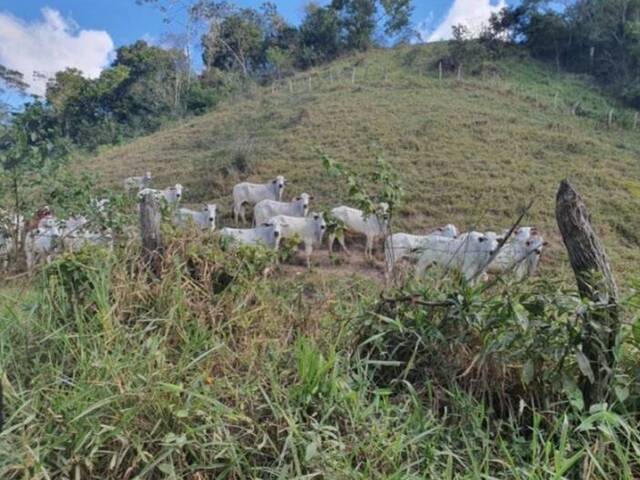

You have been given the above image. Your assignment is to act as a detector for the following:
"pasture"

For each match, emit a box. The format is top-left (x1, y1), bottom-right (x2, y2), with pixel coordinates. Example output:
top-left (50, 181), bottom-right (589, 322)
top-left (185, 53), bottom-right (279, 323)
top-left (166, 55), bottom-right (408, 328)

top-left (84, 45), bottom-right (640, 282)
top-left (2, 44), bottom-right (640, 479)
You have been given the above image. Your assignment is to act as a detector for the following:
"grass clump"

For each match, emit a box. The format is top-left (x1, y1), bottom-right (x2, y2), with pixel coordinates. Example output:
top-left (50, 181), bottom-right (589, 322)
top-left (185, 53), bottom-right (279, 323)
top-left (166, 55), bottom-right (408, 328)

top-left (2, 231), bottom-right (640, 478)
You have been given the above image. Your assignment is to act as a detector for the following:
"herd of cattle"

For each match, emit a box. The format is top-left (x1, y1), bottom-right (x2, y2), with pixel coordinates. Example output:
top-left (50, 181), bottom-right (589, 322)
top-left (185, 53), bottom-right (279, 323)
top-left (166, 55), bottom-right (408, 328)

top-left (0, 170), bottom-right (548, 282)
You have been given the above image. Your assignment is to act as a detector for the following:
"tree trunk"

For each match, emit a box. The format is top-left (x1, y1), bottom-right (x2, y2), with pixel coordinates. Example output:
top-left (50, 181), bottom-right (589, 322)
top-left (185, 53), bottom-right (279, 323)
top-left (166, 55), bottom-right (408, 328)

top-left (555, 179), bottom-right (619, 406)
top-left (139, 193), bottom-right (163, 278)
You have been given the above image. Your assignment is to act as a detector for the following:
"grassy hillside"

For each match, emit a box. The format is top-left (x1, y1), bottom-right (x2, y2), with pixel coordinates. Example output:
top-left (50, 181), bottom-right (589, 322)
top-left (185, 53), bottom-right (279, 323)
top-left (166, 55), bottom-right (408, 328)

top-left (85, 45), bottom-right (640, 281)
top-left (5, 45), bottom-right (640, 478)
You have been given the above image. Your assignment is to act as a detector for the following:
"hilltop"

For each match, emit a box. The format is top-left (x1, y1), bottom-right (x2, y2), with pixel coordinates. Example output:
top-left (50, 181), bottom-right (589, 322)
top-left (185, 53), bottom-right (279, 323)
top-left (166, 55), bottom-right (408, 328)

top-left (84, 44), bottom-right (640, 281)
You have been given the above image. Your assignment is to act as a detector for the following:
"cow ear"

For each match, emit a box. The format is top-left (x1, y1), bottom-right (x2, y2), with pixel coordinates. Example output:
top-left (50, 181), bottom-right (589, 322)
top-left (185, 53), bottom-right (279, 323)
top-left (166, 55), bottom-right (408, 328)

top-left (309, 195), bottom-right (314, 200)
top-left (261, 222), bottom-right (272, 227)
top-left (478, 237), bottom-right (486, 242)
top-left (272, 180), bottom-right (277, 184)
top-left (295, 197), bottom-right (301, 201)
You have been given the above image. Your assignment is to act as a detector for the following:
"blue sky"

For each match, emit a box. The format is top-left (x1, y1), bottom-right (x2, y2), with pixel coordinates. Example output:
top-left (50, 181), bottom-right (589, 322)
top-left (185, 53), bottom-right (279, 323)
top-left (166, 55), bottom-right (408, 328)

top-left (0, 0), bottom-right (514, 99)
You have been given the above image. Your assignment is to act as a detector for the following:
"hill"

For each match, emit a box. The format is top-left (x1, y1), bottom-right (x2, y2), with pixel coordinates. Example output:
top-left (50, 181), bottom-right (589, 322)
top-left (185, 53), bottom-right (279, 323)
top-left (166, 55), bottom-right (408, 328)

top-left (84, 45), bottom-right (640, 282)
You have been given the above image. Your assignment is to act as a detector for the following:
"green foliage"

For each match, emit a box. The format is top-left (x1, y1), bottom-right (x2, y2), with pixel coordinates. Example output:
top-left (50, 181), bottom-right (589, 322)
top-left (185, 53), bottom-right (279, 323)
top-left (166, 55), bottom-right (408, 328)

top-left (498, 0), bottom-right (640, 107)
top-left (2, 231), bottom-right (640, 477)
top-left (321, 151), bottom-right (402, 218)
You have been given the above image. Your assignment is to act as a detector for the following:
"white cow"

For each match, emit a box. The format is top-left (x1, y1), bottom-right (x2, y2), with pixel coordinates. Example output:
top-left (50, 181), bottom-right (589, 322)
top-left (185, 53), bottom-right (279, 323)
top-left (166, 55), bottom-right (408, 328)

top-left (488, 231), bottom-right (546, 279)
top-left (385, 224), bottom-right (459, 273)
top-left (63, 229), bottom-right (114, 253)
top-left (220, 221), bottom-right (284, 250)
top-left (253, 193), bottom-right (312, 226)
top-left (269, 212), bottom-right (327, 267)
top-left (138, 184), bottom-right (183, 205)
top-left (232, 175), bottom-right (287, 224)
top-left (124, 171), bottom-right (152, 192)
top-left (329, 203), bottom-right (389, 259)
top-left (25, 217), bottom-right (62, 271)
top-left (414, 232), bottom-right (498, 283)
top-left (174, 204), bottom-right (217, 231)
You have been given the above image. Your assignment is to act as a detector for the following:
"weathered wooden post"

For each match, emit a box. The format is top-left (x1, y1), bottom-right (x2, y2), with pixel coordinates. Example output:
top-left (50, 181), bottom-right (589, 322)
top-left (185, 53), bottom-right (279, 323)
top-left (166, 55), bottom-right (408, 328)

top-left (288, 79), bottom-right (293, 94)
top-left (308, 76), bottom-right (312, 92)
top-left (556, 179), bottom-right (620, 406)
top-left (634, 112), bottom-right (639, 130)
top-left (351, 67), bottom-right (356, 85)
top-left (553, 92), bottom-right (559, 111)
top-left (438, 61), bottom-right (443, 81)
top-left (140, 193), bottom-right (163, 277)
top-left (457, 64), bottom-right (463, 81)
top-left (607, 109), bottom-right (615, 128)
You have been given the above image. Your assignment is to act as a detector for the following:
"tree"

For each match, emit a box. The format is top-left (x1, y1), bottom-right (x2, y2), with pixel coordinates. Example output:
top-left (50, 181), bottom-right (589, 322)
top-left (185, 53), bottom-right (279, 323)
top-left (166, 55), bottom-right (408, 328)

top-left (0, 65), bottom-right (29, 124)
top-left (200, 7), bottom-right (264, 76)
top-left (298, 3), bottom-right (341, 67)
top-left (331, 0), bottom-right (413, 50)
top-left (0, 101), bottom-right (70, 259)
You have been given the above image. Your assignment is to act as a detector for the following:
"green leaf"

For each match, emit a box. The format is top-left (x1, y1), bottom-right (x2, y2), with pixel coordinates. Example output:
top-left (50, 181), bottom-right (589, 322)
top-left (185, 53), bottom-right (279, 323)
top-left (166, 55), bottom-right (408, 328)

top-left (562, 375), bottom-right (584, 412)
top-left (522, 359), bottom-right (535, 385)
top-left (615, 385), bottom-right (630, 403)
top-left (513, 303), bottom-right (529, 330)
top-left (633, 317), bottom-right (640, 344)
top-left (305, 441), bottom-right (318, 461)
top-left (158, 463), bottom-right (174, 475)
top-left (575, 350), bottom-right (595, 384)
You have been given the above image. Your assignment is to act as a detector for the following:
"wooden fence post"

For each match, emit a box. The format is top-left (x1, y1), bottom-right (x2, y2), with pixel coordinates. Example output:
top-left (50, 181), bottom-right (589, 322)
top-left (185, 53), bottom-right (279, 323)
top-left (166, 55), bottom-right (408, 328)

top-left (634, 112), bottom-right (639, 130)
top-left (288, 79), bottom-right (293, 94)
top-left (608, 109), bottom-right (615, 128)
top-left (438, 61), bottom-right (443, 81)
top-left (457, 64), bottom-right (463, 81)
top-left (308, 76), bottom-right (312, 92)
top-left (555, 179), bottom-right (620, 407)
top-left (351, 67), bottom-right (356, 85)
top-left (140, 193), bottom-right (163, 277)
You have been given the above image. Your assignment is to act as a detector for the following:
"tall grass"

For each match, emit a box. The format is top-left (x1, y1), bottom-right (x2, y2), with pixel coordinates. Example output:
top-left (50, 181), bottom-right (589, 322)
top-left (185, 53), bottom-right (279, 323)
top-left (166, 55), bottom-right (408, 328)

top-left (1, 234), bottom-right (639, 478)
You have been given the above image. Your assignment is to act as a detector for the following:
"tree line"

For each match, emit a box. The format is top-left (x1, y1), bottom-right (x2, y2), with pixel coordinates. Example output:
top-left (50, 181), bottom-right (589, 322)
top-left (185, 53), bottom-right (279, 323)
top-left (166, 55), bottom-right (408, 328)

top-left (486, 0), bottom-right (640, 108)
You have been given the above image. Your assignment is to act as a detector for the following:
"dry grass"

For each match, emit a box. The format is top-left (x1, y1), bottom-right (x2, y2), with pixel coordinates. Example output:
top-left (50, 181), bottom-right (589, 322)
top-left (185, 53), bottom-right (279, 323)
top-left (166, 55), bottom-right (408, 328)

top-left (82, 45), bottom-right (640, 283)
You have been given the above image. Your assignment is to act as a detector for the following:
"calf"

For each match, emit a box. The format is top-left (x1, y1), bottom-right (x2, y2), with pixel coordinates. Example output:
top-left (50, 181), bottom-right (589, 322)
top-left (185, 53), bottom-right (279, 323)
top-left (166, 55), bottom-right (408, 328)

top-left (414, 232), bottom-right (498, 283)
top-left (25, 217), bottom-right (62, 271)
top-left (174, 204), bottom-right (217, 231)
top-left (485, 227), bottom-right (546, 281)
top-left (269, 213), bottom-right (326, 267)
top-left (220, 221), bottom-right (284, 249)
top-left (138, 184), bottom-right (183, 205)
top-left (329, 203), bottom-right (389, 259)
top-left (253, 193), bottom-right (312, 226)
top-left (64, 229), bottom-right (114, 253)
top-left (232, 175), bottom-right (287, 224)
top-left (124, 171), bottom-right (152, 192)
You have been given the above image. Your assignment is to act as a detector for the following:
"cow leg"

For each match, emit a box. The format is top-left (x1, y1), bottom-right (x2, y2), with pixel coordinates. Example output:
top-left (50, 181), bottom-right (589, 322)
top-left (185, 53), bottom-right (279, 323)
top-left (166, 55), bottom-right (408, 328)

top-left (305, 242), bottom-right (313, 269)
top-left (337, 232), bottom-right (350, 255)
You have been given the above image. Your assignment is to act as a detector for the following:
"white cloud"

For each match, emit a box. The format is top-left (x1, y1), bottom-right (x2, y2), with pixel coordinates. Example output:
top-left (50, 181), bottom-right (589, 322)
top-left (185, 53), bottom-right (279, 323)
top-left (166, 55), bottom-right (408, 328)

top-left (425, 0), bottom-right (507, 42)
top-left (0, 8), bottom-right (114, 96)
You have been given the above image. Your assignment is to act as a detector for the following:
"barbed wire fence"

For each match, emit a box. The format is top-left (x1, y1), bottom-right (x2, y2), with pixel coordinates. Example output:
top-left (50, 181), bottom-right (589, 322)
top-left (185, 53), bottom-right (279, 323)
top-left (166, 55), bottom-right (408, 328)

top-left (224, 59), bottom-right (640, 133)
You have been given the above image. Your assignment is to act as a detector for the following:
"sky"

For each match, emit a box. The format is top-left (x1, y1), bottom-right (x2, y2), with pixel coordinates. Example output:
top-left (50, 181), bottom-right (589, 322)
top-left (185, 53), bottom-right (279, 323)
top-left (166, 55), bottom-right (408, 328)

top-left (0, 0), bottom-right (514, 98)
